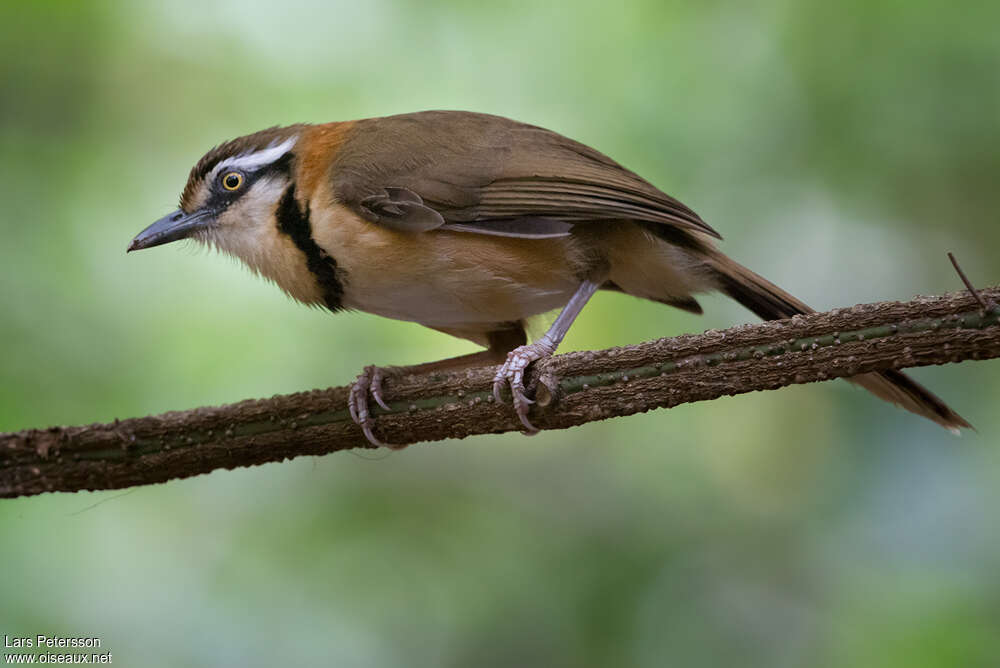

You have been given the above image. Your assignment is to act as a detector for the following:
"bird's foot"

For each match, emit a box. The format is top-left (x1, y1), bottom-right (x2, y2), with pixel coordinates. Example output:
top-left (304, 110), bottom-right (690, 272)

top-left (348, 365), bottom-right (397, 448)
top-left (492, 341), bottom-right (555, 433)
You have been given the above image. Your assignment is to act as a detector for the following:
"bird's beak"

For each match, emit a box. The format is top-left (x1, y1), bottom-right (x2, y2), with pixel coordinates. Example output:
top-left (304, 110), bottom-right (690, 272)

top-left (127, 209), bottom-right (214, 252)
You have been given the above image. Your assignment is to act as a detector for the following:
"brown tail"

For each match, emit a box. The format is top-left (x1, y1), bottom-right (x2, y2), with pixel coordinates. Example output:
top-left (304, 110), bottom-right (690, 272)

top-left (706, 254), bottom-right (971, 432)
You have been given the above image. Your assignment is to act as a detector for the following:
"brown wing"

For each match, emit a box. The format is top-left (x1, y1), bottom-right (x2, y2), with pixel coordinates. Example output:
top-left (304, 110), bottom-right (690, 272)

top-left (329, 110), bottom-right (721, 240)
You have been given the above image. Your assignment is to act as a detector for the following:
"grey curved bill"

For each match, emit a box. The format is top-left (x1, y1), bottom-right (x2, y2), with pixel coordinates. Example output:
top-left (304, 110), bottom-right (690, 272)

top-left (128, 209), bottom-right (212, 252)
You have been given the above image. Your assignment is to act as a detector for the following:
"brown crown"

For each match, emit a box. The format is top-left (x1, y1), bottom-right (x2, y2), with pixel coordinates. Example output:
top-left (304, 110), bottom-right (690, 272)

top-left (179, 124), bottom-right (307, 211)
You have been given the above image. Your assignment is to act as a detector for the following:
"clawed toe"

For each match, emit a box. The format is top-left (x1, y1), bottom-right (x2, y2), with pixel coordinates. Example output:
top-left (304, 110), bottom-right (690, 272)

top-left (369, 367), bottom-right (391, 411)
top-left (348, 365), bottom-right (393, 447)
top-left (492, 343), bottom-right (554, 433)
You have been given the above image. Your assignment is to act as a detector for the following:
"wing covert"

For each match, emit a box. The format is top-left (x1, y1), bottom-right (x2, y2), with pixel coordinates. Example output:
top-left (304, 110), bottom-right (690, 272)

top-left (329, 111), bottom-right (720, 240)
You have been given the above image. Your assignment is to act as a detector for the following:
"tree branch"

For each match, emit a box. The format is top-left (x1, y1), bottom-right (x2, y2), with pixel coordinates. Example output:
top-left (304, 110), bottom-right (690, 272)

top-left (2, 287), bottom-right (998, 499)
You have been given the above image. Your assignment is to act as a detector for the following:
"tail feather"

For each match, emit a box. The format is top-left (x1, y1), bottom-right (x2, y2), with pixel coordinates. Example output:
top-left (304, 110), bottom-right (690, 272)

top-left (706, 254), bottom-right (971, 432)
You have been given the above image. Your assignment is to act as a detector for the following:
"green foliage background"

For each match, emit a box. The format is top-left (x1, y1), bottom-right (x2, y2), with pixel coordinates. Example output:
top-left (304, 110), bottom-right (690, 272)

top-left (1, 1), bottom-right (998, 665)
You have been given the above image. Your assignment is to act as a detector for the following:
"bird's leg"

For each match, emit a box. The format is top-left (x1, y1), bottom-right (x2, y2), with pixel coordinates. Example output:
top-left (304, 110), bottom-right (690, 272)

top-left (493, 279), bottom-right (602, 433)
top-left (349, 329), bottom-right (525, 448)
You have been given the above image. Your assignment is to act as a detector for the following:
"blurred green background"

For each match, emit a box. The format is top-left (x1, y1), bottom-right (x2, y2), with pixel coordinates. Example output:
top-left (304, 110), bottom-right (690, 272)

top-left (2, 1), bottom-right (998, 666)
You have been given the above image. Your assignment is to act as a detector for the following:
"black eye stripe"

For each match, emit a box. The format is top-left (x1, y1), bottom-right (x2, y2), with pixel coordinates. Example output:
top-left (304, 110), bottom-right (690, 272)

top-left (210, 152), bottom-right (293, 205)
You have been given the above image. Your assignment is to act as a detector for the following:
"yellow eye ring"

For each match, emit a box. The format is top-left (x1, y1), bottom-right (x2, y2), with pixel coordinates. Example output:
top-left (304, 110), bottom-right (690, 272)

top-left (221, 172), bottom-right (244, 191)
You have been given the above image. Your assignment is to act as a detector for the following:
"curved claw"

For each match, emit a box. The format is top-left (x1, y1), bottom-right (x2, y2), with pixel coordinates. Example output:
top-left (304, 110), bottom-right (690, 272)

top-left (348, 365), bottom-right (389, 447)
top-left (370, 367), bottom-right (391, 411)
top-left (492, 366), bottom-right (510, 405)
top-left (360, 421), bottom-right (384, 448)
top-left (492, 380), bottom-right (506, 405)
top-left (512, 393), bottom-right (539, 433)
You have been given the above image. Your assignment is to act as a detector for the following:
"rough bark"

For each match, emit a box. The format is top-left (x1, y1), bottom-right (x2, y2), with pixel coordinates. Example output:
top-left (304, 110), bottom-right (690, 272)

top-left (2, 288), bottom-right (998, 499)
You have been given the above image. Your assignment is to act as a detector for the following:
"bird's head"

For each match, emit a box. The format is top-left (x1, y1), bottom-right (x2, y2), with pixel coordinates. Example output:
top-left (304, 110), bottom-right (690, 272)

top-left (128, 126), bottom-right (304, 253)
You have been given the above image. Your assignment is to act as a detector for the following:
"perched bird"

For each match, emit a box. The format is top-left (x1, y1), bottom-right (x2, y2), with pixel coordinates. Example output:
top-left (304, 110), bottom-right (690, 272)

top-left (128, 110), bottom-right (969, 446)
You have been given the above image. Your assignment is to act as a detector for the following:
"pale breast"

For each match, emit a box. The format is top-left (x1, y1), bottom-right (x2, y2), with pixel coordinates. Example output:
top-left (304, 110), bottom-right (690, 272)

top-left (309, 202), bottom-right (584, 327)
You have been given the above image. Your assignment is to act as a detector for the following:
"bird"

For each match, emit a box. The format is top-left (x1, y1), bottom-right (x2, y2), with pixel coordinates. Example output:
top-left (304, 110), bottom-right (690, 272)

top-left (128, 110), bottom-right (970, 446)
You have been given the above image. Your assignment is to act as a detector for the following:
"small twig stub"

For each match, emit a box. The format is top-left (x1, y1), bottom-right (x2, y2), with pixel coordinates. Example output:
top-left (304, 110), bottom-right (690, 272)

top-left (948, 252), bottom-right (995, 312)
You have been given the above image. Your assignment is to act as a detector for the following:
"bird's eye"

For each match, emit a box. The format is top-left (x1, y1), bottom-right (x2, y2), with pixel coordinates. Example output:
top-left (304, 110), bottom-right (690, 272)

top-left (221, 172), bottom-right (244, 191)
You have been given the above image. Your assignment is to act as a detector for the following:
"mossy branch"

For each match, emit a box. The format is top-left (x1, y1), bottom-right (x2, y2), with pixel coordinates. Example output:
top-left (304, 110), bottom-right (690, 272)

top-left (2, 287), bottom-right (998, 499)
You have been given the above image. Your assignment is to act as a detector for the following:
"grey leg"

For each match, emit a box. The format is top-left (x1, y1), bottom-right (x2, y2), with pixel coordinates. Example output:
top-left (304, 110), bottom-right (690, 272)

top-left (492, 279), bottom-right (602, 432)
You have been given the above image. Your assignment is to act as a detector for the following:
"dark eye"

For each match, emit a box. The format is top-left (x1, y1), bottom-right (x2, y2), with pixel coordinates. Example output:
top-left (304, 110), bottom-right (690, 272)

top-left (221, 172), bottom-right (244, 191)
